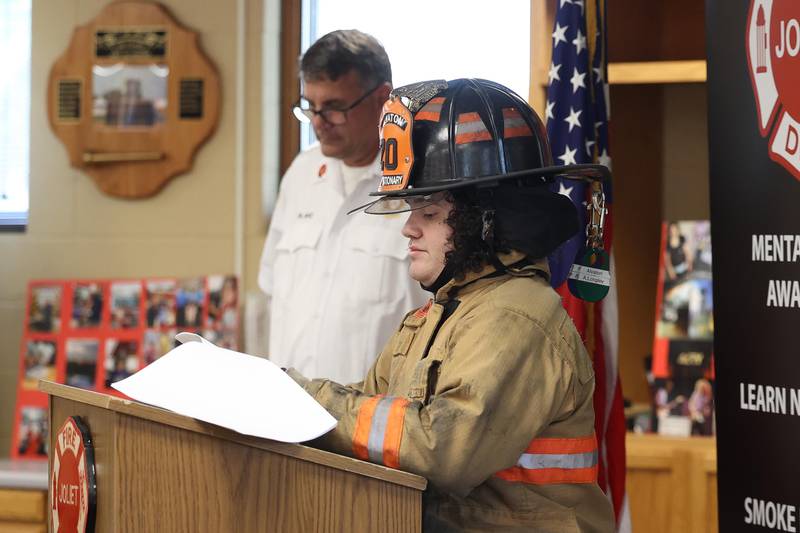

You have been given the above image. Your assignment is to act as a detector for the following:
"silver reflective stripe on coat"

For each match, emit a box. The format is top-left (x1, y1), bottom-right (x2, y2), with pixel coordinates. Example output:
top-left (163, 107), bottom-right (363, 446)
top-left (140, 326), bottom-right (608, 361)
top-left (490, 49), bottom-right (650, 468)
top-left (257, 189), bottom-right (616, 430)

top-left (516, 450), bottom-right (598, 470)
top-left (367, 397), bottom-right (395, 463)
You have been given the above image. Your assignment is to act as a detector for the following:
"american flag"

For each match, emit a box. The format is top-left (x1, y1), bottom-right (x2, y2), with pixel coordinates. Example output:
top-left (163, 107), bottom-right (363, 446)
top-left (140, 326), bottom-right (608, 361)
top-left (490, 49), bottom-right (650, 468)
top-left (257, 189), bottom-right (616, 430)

top-left (545, 0), bottom-right (630, 530)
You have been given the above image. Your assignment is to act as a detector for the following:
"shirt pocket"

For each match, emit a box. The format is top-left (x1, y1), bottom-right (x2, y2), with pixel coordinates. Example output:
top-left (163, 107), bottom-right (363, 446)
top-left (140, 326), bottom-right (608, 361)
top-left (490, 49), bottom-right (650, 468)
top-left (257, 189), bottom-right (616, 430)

top-left (341, 224), bottom-right (409, 304)
top-left (406, 345), bottom-right (445, 404)
top-left (386, 312), bottom-right (427, 388)
top-left (273, 221), bottom-right (323, 301)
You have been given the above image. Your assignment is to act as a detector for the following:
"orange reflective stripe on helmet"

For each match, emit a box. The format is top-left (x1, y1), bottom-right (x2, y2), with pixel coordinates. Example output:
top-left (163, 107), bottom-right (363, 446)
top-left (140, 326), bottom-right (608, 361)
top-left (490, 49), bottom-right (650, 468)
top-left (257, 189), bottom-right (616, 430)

top-left (494, 434), bottom-right (599, 485)
top-left (502, 107), bottom-right (534, 138)
top-left (415, 97), bottom-right (445, 122)
top-left (351, 395), bottom-right (410, 468)
top-left (455, 112), bottom-right (493, 144)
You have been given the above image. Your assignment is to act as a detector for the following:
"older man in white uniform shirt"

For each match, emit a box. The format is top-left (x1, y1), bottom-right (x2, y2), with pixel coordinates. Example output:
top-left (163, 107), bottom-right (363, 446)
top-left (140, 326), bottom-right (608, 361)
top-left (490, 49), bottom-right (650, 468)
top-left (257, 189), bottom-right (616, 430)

top-left (259, 30), bottom-right (426, 384)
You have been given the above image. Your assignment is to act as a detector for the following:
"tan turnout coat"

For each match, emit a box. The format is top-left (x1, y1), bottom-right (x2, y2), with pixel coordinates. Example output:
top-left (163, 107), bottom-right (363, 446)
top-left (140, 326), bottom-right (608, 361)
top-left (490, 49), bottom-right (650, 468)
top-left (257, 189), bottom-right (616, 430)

top-left (288, 253), bottom-right (616, 532)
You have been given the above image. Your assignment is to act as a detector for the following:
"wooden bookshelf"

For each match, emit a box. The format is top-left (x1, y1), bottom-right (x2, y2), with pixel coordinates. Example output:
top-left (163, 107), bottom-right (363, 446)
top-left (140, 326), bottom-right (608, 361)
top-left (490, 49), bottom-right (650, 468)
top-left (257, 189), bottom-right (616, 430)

top-left (626, 433), bottom-right (717, 533)
top-left (608, 60), bottom-right (707, 85)
top-left (0, 460), bottom-right (48, 533)
top-left (529, 0), bottom-right (710, 407)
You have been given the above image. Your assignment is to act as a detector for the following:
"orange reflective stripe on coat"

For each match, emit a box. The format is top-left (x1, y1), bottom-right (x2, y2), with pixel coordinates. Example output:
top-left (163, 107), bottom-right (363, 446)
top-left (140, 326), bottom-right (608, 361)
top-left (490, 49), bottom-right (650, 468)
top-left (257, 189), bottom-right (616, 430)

top-left (352, 396), bottom-right (410, 469)
top-left (494, 434), bottom-right (598, 485)
top-left (414, 299), bottom-right (433, 318)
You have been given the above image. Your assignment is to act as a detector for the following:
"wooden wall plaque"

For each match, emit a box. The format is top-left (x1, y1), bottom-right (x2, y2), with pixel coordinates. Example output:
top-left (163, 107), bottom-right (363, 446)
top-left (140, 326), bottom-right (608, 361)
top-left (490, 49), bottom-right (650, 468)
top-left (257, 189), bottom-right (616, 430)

top-left (47, 1), bottom-right (221, 198)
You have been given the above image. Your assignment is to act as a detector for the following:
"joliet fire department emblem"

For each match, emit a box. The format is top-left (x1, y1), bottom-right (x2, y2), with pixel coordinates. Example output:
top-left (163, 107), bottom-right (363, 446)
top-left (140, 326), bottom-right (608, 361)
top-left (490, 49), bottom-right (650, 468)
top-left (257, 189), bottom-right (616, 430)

top-left (51, 416), bottom-right (96, 533)
top-left (747, 0), bottom-right (800, 180)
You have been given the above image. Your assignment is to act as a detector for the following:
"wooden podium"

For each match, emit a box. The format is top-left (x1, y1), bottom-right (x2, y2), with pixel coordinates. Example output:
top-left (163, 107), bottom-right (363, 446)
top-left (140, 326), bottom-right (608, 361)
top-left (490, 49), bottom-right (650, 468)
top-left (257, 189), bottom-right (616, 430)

top-left (41, 381), bottom-right (426, 532)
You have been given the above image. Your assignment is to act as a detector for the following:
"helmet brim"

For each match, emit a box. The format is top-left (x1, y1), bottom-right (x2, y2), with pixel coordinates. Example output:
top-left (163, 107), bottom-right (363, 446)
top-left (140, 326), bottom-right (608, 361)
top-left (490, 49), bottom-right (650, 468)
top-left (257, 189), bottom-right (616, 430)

top-left (357, 192), bottom-right (449, 215)
top-left (347, 163), bottom-right (610, 215)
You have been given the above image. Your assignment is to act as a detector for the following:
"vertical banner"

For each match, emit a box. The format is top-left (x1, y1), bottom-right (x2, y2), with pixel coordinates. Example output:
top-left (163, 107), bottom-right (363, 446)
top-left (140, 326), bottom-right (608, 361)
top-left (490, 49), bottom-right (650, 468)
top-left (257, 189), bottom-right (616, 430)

top-left (707, 1), bottom-right (800, 531)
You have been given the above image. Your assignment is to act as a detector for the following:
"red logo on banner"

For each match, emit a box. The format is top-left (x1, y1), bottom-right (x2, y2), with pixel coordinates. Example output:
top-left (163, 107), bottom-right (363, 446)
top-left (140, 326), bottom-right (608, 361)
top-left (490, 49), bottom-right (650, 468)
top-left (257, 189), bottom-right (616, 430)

top-left (51, 417), bottom-right (96, 533)
top-left (747, 0), bottom-right (800, 180)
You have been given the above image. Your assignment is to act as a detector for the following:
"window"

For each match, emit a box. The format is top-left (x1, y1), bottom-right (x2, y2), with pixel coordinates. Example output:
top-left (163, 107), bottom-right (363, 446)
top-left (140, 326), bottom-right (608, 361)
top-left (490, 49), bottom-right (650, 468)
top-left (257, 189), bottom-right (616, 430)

top-left (0, 0), bottom-right (31, 229)
top-left (299, 0), bottom-right (531, 150)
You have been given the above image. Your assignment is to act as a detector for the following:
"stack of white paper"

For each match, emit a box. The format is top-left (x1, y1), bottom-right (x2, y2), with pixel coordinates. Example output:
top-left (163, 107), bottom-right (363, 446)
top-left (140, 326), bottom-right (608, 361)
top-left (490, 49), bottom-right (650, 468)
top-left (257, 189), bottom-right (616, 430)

top-left (112, 333), bottom-right (337, 443)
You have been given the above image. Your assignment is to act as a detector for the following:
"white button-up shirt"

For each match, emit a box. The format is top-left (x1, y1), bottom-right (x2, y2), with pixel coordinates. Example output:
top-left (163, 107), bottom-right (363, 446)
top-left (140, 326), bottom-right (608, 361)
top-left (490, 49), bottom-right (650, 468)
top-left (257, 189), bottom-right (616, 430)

top-left (258, 144), bottom-right (427, 384)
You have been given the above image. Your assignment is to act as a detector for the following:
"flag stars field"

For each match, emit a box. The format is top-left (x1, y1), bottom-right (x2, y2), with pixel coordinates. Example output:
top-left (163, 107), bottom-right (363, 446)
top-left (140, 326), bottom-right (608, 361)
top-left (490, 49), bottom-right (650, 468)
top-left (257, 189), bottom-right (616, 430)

top-left (598, 149), bottom-right (612, 169)
top-left (552, 22), bottom-right (568, 47)
top-left (549, 62), bottom-right (561, 83)
top-left (573, 29), bottom-right (587, 54)
top-left (564, 106), bottom-right (583, 132)
top-left (545, 0), bottom-right (626, 526)
top-left (558, 146), bottom-right (578, 165)
top-left (570, 68), bottom-right (587, 93)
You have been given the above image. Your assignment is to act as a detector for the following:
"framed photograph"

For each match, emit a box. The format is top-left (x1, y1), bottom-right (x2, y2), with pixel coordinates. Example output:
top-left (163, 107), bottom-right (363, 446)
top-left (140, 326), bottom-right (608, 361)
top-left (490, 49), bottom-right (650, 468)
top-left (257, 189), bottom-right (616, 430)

top-left (657, 221), bottom-right (714, 341)
top-left (28, 284), bottom-right (62, 333)
top-left (65, 338), bottom-right (100, 390)
top-left (175, 277), bottom-right (205, 328)
top-left (92, 63), bottom-right (169, 127)
top-left (145, 279), bottom-right (176, 328)
top-left (202, 328), bottom-right (237, 350)
top-left (654, 375), bottom-right (714, 437)
top-left (21, 340), bottom-right (57, 390)
top-left (143, 329), bottom-right (177, 365)
top-left (657, 278), bottom-right (714, 339)
top-left (15, 406), bottom-right (48, 459)
top-left (652, 220), bottom-right (715, 436)
top-left (70, 282), bottom-right (104, 329)
top-left (206, 275), bottom-right (237, 329)
top-left (111, 281), bottom-right (142, 329)
top-left (654, 221), bottom-right (715, 371)
top-left (104, 338), bottom-right (140, 387)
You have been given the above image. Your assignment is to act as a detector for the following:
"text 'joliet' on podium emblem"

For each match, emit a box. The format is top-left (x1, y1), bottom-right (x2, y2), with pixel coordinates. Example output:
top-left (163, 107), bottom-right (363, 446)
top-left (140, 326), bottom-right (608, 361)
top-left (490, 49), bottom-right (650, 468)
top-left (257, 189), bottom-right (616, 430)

top-left (51, 416), bottom-right (96, 533)
top-left (748, 0), bottom-right (800, 180)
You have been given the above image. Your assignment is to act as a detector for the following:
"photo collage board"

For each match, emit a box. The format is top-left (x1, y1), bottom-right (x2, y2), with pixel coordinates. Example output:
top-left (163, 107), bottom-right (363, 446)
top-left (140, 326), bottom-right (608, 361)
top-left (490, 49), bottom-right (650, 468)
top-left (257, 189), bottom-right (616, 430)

top-left (12, 275), bottom-right (239, 460)
top-left (651, 221), bottom-right (715, 436)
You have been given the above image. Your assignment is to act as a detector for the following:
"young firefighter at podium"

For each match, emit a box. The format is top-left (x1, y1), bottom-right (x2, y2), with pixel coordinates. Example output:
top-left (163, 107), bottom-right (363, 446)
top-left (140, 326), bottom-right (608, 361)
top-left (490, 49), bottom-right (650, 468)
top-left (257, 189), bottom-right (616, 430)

top-left (286, 79), bottom-right (616, 532)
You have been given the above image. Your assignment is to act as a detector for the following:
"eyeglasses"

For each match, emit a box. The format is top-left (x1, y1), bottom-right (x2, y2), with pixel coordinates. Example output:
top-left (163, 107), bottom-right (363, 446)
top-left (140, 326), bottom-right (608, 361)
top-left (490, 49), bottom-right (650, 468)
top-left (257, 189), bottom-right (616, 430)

top-left (292, 84), bottom-right (382, 125)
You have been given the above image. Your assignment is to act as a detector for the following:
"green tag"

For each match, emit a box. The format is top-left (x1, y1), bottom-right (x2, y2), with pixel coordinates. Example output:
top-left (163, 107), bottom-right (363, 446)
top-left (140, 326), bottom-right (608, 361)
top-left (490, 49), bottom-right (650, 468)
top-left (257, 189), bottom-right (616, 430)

top-left (567, 247), bottom-right (611, 302)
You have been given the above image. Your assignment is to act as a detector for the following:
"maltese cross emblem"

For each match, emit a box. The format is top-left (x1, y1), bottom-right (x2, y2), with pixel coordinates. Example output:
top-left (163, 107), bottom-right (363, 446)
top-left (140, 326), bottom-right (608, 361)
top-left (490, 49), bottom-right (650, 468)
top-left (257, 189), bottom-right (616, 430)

top-left (747, 0), bottom-right (800, 180)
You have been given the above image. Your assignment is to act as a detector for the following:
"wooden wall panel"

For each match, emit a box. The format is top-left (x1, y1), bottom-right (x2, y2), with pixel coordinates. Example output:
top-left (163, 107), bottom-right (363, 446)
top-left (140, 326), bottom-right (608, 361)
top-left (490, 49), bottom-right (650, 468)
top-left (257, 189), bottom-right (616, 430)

top-left (626, 434), bottom-right (718, 533)
top-left (279, 0), bottom-right (301, 176)
top-left (607, 0), bottom-right (706, 62)
top-left (0, 489), bottom-right (46, 523)
top-left (609, 85), bottom-right (664, 403)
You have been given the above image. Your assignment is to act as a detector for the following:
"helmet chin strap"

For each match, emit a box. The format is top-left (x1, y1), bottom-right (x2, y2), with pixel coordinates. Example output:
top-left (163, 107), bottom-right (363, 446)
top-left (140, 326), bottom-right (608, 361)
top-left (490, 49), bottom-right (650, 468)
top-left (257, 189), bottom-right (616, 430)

top-left (476, 189), bottom-right (509, 275)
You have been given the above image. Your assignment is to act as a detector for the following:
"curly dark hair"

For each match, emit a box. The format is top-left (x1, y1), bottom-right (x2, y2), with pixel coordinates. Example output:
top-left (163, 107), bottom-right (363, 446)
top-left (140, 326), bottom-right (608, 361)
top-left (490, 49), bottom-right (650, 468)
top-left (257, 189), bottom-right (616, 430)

top-left (444, 191), bottom-right (510, 281)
